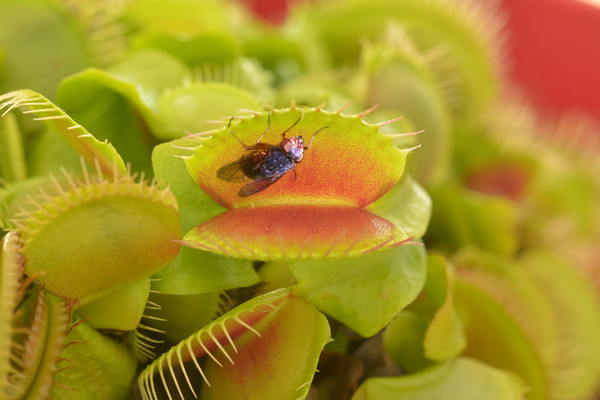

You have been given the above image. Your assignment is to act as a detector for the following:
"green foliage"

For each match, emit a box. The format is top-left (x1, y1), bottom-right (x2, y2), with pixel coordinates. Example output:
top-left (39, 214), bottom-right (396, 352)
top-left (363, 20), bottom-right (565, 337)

top-left (1, 0), bottom-right (599, 399)
top-left (50, 320), bottom-right (138, 400)
top-left (352, 357), bottom-right (525, 400)
top-left (292, 243), bottom-right (427, 337)
top-left (0, 0), bottom-right (89, 97)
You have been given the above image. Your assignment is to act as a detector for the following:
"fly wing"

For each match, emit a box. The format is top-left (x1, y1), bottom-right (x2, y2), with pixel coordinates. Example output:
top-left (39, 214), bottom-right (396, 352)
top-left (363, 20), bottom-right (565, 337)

top-left (217, 145), bottom-right (271, 183)
top-left (238, 174), bottom-right (285, 197)
top-left (216, 157), bottom-right (250, 183)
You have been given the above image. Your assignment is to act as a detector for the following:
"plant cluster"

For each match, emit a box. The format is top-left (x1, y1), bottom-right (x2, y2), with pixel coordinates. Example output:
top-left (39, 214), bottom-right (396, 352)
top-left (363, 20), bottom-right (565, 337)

top-left (1, 0), bottom-right (600, 399)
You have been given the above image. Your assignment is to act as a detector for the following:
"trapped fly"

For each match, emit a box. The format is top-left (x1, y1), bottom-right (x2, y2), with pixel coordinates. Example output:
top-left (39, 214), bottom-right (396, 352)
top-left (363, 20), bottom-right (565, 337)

top-left (217, 114), bottom-right (328, 197)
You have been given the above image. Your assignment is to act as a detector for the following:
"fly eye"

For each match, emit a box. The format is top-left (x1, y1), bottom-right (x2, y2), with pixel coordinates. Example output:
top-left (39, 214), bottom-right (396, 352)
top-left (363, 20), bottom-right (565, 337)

top-left (282, 140), bottom-right (294, 153)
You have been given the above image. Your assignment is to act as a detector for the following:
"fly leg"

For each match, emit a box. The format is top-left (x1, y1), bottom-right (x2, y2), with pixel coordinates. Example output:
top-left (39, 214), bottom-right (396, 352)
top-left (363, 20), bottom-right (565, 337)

top-left (227, 116), bottom-right (252, 150)
top-left (255, 110), bottom-right (271, 144)
top-left (280, 114), bottom-right (302, 139)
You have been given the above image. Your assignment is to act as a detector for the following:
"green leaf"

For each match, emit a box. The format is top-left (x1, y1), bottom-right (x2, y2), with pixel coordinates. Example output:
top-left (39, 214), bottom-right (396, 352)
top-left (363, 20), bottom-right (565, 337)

top-left (145, 291), bottom-right (222, 344)
top-left (291, 243), bottom-right (427, 337)
top-left (426, 183), bottom-right (518, 256)
top-left (422, 255), bottom-right (465, 361)
top-left (382, 310), bottom-right (432, 373)
top-left (0, 0), bottom-right (89, 97)
top-left (132, 31), bottom-right (242, 65)
top-left (454, 279), bottom-right (547, 400)
top-left (50, 320), bottom-right (138, 400)
top-left (383, 256), bottom-right (465, 372)
top-left (75, 278), bottom-right (151, 331)
top-left (56, 68), bottom-right (158, 175)
top-left (367, 174), bottom-right (431, 239)
top-left (152, 137), bottom-right (226, 233)
top-left (107, 49), bottom-right (192, 111)
top-left (152, 246), bottom-right (260, 295)
top-left (352, 358), bottom-right (525, 400)
top-left (155, 82), bottom-right (263, 140)
top-left (0, 113), bottom-right (27, 182)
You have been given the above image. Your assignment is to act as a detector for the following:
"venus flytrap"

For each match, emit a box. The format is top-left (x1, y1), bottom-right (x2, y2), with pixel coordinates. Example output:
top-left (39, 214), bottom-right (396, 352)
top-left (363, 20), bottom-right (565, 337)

top-left (276, 69), bottom-right (364, 113)
top-left (135, 105), bottom-right (430, 398)
top-left (49, 318), bottom-right (138, 400)
top-left (359, 26), bottom-right (451, 184)
top-left (0, 232), bottom-right (26, 398)
top-left (150, 138), bottom-right (260, 296)
top-left (437, 247), bottom-right (600, 400)
top-left (2, 0), bottom-right (600, 399)
top-left (131, 289), bottom-right (223, 364)
top-left (0, 114), bottom-right (27, 183)
top-left (55, 51), bottom-right (192, 174)
top-left (11, 165), bottom-right (180, 305)
top-left (137, 288), bottom-right (331, 400)
top-left (0, 90), bottom-right (126, 176)
top-left (452, 250), bottom-right (558, 400)
top-left (182, 107), bottom-right (429, 259)
top-left (155, 64), bottom-right (268, 140)
top-left (518, 251), bottom-right (600, 400)
top-left (452, 267), bottom-right (548, 400)
top-left (287, 0), bottom-right (503, 120)
top-left (0, 273), bottom-right (72, 400)
top-left (0, 86), bottom-right (183, 398)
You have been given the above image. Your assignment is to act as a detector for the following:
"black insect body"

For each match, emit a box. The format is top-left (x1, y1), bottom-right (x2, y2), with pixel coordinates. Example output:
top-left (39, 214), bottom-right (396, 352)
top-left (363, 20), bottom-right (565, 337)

top-left (217, 116), bottom-right (327, 197)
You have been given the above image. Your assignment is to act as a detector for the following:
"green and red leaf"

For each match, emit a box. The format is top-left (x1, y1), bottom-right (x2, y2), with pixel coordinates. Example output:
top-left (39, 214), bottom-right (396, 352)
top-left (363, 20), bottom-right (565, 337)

top-left (137, 288), bottom-right (331, 400)
top-left (185, 107), bottom-right (411, 209)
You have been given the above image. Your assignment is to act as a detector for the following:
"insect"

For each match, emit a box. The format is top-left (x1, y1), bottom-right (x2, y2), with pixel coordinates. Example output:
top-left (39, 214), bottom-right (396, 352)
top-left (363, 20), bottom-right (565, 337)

top-left (217, 113), bottom-right (328, 197)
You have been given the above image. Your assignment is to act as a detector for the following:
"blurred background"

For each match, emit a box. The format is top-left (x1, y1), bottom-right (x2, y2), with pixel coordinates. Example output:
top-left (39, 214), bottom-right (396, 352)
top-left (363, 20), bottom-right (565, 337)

top-left (241, 0), bottom-right (600, 124)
